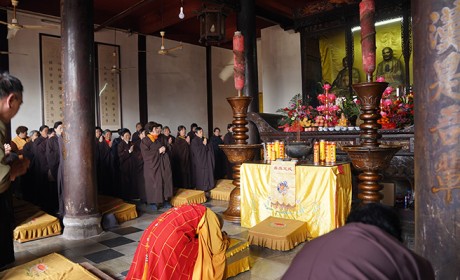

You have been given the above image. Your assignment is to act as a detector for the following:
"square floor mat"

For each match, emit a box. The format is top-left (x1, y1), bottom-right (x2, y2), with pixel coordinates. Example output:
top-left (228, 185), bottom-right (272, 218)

top-left (99, 236), bottom-right (135, 248)
top-left (84, 249), bottom-right (124, 264)
top-left (110, 226), bottom-right (143, 236)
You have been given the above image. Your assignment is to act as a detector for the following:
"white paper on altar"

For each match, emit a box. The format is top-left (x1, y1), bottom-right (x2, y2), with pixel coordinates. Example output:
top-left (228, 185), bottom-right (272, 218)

top-left (270, 161), bottom-right (296, 209)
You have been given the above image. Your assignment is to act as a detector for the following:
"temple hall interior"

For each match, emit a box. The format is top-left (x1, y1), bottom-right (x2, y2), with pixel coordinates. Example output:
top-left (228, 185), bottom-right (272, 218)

top-left (0, 0), bottom-right (458, 279)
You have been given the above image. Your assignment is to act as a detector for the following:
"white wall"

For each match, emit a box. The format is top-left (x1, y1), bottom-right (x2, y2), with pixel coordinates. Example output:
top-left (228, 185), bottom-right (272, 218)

top-left (211, 47), bottom-right (234, 135)
top-left (6, 11), bottom-right (304, 138)
top-left (260, 25), bottom-right (302, 113)
top-left (146, 36), bottom-right (209, 136)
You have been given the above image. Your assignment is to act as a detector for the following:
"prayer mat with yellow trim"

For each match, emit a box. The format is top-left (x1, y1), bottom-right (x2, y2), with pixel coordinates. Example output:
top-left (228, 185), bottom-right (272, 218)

top-left (0, 253), bottom-right (99, 279)
top-left (247, 216), bottom-right (309, 251)
top-left (98, 195), bottom-right (138, 223)
top-left (13, 198), bottom-right (61, 243)
top-left (170, 188), bottom-right (206, 207)
top-left (225, 238), bottom-right (251, 279)
top-left (210, 179), bottom-right (236, 201)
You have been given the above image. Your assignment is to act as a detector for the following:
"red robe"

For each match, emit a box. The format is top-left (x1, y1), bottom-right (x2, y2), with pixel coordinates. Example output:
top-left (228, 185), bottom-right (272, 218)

top-left (126, 204), bottom-right (207, 280)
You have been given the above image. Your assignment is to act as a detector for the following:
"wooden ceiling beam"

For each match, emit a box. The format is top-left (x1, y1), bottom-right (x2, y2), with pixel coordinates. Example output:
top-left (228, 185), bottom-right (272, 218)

top-left (94, 0), bottom-right (157, 32)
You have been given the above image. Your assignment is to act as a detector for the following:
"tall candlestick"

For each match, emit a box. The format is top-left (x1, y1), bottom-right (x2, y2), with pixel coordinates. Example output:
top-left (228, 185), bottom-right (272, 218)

top-left (360, 0), bottom-right (376, 82)
top-left (233, 31), bottom-right (245, 96)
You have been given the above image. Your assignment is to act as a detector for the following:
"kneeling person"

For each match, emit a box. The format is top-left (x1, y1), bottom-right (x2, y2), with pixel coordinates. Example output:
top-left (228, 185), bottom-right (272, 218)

top-left (126, 204), bottom-right (229, 280)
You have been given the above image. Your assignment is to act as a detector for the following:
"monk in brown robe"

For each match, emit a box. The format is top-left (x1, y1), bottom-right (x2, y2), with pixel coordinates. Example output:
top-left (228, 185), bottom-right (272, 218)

top-left (282, 203), bottom-right (434, 280)
top-left (171, 125), bottom-right (191, 189)
top-left (190, 127), bottom-right (215, 192)
top-left (140, 121), bottom-right (173, 210)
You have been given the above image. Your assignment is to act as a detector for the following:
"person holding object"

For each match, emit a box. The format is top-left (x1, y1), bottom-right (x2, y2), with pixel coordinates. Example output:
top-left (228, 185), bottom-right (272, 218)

top-left (0, 73), bottom-right (29, 270)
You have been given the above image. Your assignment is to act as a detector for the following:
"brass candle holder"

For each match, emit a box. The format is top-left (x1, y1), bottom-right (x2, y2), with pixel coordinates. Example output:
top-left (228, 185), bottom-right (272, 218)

top-left (219, 96), bottom-right (262, 222)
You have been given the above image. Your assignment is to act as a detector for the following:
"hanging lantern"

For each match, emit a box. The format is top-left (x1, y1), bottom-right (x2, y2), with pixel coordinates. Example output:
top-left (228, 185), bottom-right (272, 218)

top-left (198, 5), bottom-right (227, 45)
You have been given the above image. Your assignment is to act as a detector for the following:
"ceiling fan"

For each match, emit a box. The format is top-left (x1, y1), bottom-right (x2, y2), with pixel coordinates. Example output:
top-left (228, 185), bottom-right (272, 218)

top-left (0, 0), bottom-right (58, 39)
top-left (103, 30), bottom-right (135, 75)
top-left (158, 31), bottom-right (183, 56)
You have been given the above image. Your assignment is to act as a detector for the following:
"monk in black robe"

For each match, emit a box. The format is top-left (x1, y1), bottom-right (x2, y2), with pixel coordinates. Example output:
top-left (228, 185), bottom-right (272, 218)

top-left (223, 124), bottom-right (235, 179)
top-left (140, 122), bottom-right (173, 210)
top-left (171, 125), bottom-right (191, 189)
top-left (210, 127), bottom-right (225, 180)
top-left (190, 127), bottom-right (215, 191)
top-left (45, 121), bottom-right (62, 213)
top-left (97, 129), bottom-right (113, 196)
top-left (33, 125), bottom-right (49, 207)
top-left (132, 129), bottom-right (145, 200)
top-left (187, 123), bottom-right (198, 143)
top-left (118, 128), bottom-right (138, 200)
top-left (131, 122), bottom-right (143, 143)
top-left (21, 130), bottom-right (38, 203)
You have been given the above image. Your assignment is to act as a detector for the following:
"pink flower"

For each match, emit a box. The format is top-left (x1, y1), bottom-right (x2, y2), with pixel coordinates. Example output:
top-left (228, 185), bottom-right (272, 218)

top-left (323, 84), bottom-right (331, 90)
top-left (326, 93), bottom-right (336, 102)
top-left (329, 105), bottom-right (339, 111)
top-left (383, 99), bottom-right (393, 107)
top-left (380, 111), bottom-right (387, 117)
top-left (383, 87), bottom-right (393, 97)
top-left (377, 76), bottom-right (385, 82)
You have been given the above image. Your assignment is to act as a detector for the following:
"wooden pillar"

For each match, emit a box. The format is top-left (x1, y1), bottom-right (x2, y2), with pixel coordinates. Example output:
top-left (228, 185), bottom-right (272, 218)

top-left (300, 31), bottom-right (322, 107)
top-left (413, 0), bottom-right (460, 277)
top-left (0, 10), bottom-right (8, 73)
top-left (238, 0), bottom-right (259, 112)
top-left (138, 34), bottom-right (148, 125)
top-left (0, 10), bottom-right (11, 141)
top-left (238, 0), bottom-right (259, 145)
top-left (206, 46), bottom-right (214, 135)
top-left (61, 0), bottom-right (102, 239)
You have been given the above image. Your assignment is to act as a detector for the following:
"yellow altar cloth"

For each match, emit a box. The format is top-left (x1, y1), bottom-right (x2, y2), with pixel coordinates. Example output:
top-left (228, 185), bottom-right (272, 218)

top-left (240, 162), bottom-right (352, 239)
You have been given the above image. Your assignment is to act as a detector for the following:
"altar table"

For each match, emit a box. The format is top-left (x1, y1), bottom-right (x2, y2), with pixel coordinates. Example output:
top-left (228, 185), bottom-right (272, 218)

top-left (240, 162), bottom-right (352, 238)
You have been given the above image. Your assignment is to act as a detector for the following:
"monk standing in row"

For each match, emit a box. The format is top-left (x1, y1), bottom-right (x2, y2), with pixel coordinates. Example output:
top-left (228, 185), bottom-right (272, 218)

top-left (140, 121), bottom-right (173, 210)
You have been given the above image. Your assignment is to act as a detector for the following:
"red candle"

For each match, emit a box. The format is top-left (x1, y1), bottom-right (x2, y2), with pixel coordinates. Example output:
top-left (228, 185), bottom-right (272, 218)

top-left (233, 31), bottom-right (245, 96)
top-left (360, 0), bottom-right (376, 82)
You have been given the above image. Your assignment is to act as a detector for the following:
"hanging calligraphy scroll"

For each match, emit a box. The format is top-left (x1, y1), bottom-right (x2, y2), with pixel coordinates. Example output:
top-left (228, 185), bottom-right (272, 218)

top-left (40, 34), bottom-right (63, 126)
top-left (96, 43), bottom-right (122, 131)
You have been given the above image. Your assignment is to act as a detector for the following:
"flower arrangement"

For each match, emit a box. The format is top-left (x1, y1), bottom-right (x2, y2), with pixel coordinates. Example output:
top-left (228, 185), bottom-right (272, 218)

top-left (277, 93), bottom-right (316, 132)
top-left (337, 95), bottom-right (361, 121)
top-left (378, 87), bottom-right (414, 129)
top-left (315, 84), bottom-right (339, 127)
